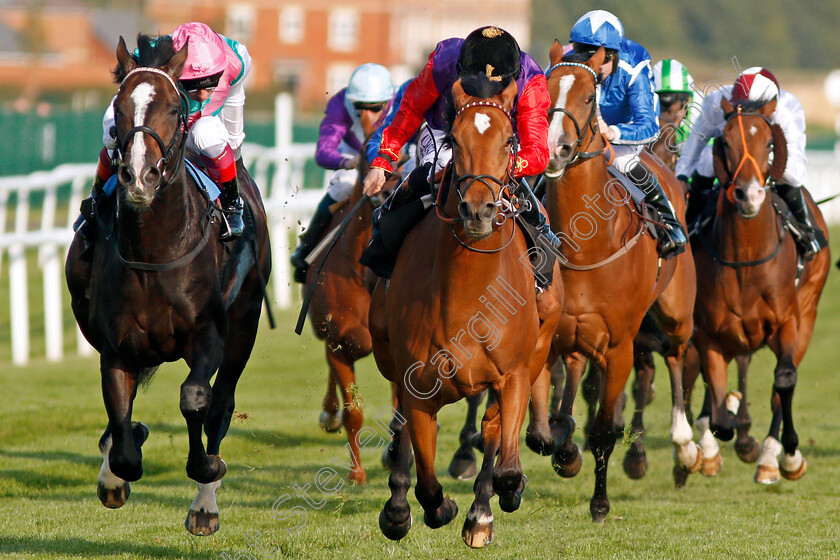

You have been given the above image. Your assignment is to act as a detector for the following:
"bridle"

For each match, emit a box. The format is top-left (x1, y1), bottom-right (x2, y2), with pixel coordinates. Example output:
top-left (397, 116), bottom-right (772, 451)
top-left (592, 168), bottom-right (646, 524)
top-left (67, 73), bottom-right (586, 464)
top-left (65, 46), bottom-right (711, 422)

top-left (436, 99), bottom-right (521, 253)
top-left (721, 107), bottom-right (777, 201)
top-left (113, 66), bottom-right (189, 190)
top-left (544, 62), bottom-right (606, 165)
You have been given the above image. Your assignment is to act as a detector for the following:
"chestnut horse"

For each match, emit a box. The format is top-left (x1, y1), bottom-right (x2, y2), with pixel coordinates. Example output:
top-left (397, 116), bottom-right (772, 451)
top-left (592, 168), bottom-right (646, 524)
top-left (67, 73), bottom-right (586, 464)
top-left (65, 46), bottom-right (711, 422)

top-left (543, 42), bottom-right (700, 521)
top-left (691, 97), bottom-right (829, 483)
top-left (369, 79), bottom-right (561, 548)
top-left (305, 112), bottom-right (392, 485)
top-left (64, 35), bottom-right (270, 535)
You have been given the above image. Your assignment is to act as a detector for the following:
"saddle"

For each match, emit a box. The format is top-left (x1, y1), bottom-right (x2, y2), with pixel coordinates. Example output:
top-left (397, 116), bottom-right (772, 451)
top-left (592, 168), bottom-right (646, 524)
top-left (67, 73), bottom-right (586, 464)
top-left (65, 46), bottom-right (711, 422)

top-left (605, 166), bottom-right (659, 240)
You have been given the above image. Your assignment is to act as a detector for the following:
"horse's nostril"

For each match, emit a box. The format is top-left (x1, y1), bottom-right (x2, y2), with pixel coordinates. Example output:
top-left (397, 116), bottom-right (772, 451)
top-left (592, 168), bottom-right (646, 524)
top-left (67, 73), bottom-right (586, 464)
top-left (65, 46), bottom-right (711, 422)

top-left (558, 144), bottom-right (573, 158)
top-left (480, 202), bottom-right (496, 221)
top-left (119, 165), bottom-right (135, 185)
top-left (458, 200), bottom-right (474, 221)
top-left (734, 188), bottom-right (746, 201)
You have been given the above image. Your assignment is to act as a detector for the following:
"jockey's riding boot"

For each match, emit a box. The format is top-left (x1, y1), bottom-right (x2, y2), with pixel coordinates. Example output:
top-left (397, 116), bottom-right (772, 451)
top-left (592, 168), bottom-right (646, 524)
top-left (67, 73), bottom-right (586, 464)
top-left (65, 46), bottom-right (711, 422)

top-left (517, 179), bottom-right (561, 250)
top-left (684, 172), bottom-right (715, 227)
top-left (290, 194), bottom-right (337, 283)
top-left (776, 183), bottom-right (821, 260)
top-left (219, 176), bottom-right (244, 240)
top-left (74, 173), bottom-right (109, 263)
top-left (628, 163), bottom-right (687, 258)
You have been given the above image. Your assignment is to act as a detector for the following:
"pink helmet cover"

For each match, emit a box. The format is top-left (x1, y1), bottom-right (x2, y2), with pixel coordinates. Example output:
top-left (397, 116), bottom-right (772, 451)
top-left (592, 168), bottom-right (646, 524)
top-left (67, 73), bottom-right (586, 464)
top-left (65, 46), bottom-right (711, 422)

top-left (172, 22), bottom-right (227, 81)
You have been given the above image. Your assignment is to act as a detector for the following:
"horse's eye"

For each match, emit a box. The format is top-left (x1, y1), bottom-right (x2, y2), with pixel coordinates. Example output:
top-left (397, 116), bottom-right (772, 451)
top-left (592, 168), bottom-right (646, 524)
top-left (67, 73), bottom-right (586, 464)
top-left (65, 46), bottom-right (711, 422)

top-left (505, 136), bottom-right (515, 146)
top-left (585, 95), bottom-right (595, 104)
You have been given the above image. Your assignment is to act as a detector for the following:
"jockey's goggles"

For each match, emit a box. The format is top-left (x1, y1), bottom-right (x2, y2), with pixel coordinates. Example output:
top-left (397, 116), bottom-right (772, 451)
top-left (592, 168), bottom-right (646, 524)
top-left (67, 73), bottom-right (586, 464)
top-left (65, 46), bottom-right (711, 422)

top-left (180, 71), bottom-right (223, 93)
top-left (353, 101), bottom-right (387, 113)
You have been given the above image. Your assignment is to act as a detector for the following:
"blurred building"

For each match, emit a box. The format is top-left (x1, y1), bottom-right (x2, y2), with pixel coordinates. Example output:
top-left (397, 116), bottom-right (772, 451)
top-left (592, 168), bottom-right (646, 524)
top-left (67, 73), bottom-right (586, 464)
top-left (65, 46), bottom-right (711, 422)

top-left (0, 0), bottom-right (531, 113)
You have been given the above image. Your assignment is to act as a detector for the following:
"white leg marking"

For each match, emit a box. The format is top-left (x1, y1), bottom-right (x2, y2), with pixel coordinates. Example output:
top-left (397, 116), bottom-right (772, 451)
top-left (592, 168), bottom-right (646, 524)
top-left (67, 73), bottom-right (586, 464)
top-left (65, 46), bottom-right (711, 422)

top-left (547, 75), bottom-right (575, 149)
top-left (190, 479), bottom-right (221, 514)
top-left (695, 417), bottom-right (720, 459)
top-left (725, 391), bottom-right (742, 414)
top-left (98, 434), bottom-right (124, 490)
top-left (473, 112), bottom-right (491, 135)
top-left (758, 436), bottom-right (782, 468)
top-left (781, 449), bottom-right (803, 472)
top-left (129, 82), bottom-right (155, 180)
top-left (466, 510), bottom-right (494, 524)
top-left (671, 405), bottom-right (697, 467)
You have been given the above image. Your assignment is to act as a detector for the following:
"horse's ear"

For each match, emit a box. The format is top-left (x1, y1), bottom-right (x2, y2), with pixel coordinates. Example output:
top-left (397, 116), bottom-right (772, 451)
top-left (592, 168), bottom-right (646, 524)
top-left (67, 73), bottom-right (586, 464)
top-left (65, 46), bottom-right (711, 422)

top-left (452, 78), bottom-right (469, 110)
top-left (758, 97), bottom-right (777, 119)
top-left (162, 40), bottom-right (188, 81)
top-left (499, 79), bottom-right (518, 110)
top-left (712, 136), bottom-right (731, 187)
top-left (587, 46), bottom-right (606, 72)
top-left (116, 36), bottom-right (136, 75)
top-left (769, 124), bottom-right (788, 182)
top-left (549, 40), bottom-right (564, 66)
top-left (720, 95), bottom-right (735, 118)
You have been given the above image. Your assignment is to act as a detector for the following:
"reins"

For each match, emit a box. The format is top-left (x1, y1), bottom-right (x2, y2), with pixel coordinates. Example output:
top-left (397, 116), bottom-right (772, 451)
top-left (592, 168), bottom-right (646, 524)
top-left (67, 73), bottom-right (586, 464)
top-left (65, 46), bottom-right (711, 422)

top-left (544, 62), bottom-right (606, 165)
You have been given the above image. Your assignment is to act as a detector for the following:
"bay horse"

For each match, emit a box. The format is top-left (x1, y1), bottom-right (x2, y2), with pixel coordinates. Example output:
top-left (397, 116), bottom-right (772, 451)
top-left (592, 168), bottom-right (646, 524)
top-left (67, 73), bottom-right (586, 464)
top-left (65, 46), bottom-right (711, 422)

top-left (305, 113), bottom-right (394, 486)
top-left (64, 35), bottom-right (271, 535)
top-left (543, 42), bottom-right (700, 521)
top-left (368, 78), bottom-right (561, 548)
top-left (691, 96), bottom-right (829, 483)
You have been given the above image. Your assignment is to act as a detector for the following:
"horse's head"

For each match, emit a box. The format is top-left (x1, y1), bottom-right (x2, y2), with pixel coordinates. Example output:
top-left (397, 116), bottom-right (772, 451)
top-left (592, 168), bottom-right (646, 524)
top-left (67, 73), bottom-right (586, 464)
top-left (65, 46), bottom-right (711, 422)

top-left (450, 78), bottom-right (518, 240)
top-left (544, 41), bottom-right (604, 178)
top-left (112, 35), bottom-right (188, 208)
top-left (714, 96), bottom-right (787, 218)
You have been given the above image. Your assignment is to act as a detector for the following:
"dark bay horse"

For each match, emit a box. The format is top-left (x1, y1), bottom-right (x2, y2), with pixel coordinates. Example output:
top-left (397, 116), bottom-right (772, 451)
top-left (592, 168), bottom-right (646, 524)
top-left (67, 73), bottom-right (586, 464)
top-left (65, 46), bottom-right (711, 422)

top-left (305, 112), bottom-right (393, 486)
top-left (543, 42), bottom-right (700, 521)
top-left (691, 96), bottom-right (829, 483)
top-left (64, 35), bottom-right (270, 535)
top-left (369, 79), bottom-right (561, 548)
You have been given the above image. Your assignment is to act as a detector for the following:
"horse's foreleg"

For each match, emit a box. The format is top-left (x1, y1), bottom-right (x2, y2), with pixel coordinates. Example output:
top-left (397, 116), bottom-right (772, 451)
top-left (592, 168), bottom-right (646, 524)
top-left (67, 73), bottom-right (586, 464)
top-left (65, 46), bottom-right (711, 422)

top-left (326, 347), bottom-right (366, 484)
top-left (448, 390), bottom-right (484, 480)
top-left (100, 359), bottom-right (145, 483)
top-left (756, 392), bottom-right (785, 484)
top-left (378, 402), bottom-right (413, 541)
top-left (768, 321), bottom-right (805, 482)
top-left (525, 365), bottom-right (554, 456)
top-left (463, 401), bottom-right (501, 548)
top-left (623, 347), bottom-right (655, 479)
top-left (320, 373), bottom-right (342, 433)
top-left (493, 369), bottom-right (530, 514)
top-left (664, 346), bottom-right (703, 478)
top-left (588, 343), bottom-right (634, 523)
top-left (696, 338), bottom-right (735, 441)
top-left (551, 354), bottom-right (586, 478)
top-left (733, 354), bottom-right (760, 463)
top-left (406, 400), bottom-right (457, 530)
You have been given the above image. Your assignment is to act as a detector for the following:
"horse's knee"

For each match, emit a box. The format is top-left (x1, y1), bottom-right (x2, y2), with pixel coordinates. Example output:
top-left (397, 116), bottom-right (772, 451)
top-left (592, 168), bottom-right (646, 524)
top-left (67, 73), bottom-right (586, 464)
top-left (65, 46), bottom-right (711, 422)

top-left (774, 363), bottom-right (797, 391)
top-left (181, 382), bottom-right (212, 418)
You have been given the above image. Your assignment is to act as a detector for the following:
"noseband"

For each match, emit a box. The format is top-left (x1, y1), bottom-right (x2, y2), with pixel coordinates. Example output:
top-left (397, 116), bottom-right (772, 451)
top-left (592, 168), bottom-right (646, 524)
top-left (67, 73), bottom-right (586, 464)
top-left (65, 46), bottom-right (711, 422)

top-left (545, 62), bottom-right (605, 165)
top-left (114, 67), bottom-right (189, 190)
top-left (722, 107), bottom-right (776, 200)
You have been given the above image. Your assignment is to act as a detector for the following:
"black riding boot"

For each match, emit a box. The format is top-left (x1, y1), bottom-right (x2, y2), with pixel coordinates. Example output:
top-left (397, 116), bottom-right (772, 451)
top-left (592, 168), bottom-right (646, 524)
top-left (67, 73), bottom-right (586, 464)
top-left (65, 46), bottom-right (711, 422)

top-left (776, 183), bottom-right (820, 260)
top-left (74, 174), bottom-right (108, 263)
top-left (684, 172), bottom-right (715, 227)
top-left (517, 179), bottom-right (561, 250)
top-left (360, 163), bottom-right (433, 279)
top-left (628, 163), bottom-right (687, 258)
top-left (290, 193), bottom-right (337, 283)
top-left (219, 176), bottom-right (244, 240)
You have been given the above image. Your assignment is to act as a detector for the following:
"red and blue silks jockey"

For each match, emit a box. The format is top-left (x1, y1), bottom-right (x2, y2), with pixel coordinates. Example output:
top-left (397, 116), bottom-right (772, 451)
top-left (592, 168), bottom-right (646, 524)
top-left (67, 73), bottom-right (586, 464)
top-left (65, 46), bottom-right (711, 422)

top-left (360, 25), bottom-right (558, 279)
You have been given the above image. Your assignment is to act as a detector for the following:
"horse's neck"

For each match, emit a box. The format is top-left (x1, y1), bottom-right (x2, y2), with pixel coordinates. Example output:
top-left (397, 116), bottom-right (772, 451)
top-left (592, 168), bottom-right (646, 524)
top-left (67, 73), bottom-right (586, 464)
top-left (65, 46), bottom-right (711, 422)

top-left (715, 198), bottom-right (780, 263)
top-left (344, 181), bottom-right (373, 255)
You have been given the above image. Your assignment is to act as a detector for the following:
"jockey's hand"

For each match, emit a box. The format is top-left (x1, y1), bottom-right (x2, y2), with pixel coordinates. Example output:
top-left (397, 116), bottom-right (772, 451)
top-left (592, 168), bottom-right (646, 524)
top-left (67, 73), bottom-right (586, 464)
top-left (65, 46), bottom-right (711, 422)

top-left (342, 154), bottom-right (361, 170)
top-left (598, 117), bottom-right (616, 141)
top-left (363, 168), bottom-right (387, 196)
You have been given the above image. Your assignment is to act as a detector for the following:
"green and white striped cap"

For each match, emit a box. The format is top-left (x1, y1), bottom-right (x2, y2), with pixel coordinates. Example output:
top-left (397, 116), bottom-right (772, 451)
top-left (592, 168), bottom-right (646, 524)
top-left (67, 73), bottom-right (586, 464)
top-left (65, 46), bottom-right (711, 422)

top-left (653, 59), bottom-right (695, 94)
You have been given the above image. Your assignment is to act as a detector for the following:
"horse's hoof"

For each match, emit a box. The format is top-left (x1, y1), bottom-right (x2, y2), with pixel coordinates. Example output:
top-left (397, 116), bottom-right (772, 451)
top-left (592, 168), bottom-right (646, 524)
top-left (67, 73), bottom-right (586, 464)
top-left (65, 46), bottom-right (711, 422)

top-left (679, 442), bottom-right (704, 475)
top-left (97, 480), bottom-right (130, 509)
top-left (462, 515), bottom-right (495, 548)
top-left (379, 508), bottom-right (412, 541)
top-left (755, 464), bottom-right (781, 484)
top-left (590, 498), bottom-right (610, 523)
top-left (185, 508), bottom-right (220, 536)
top-left (423, 497), bottom-right (458, 529)
top-left (780, 457), bottom-right (807, 481)
top-left (623, 448), bottom-right (648, 480)
top-left (208, 455), bottom-right (227, 482)
top-left (735, 436), bottom-right (761, 464)
top-left (349, 468), bottom-right (367, 485)
top-left (525, 430), bottom-right (555, 456)
top-left (552, 445), bottom-right (583, 478)
top-left (701, 452), bottom-right (722, 477)
top-left (498, 475), bottom-right (526, 513)
top-left (673, 465), bottom-right (689, 488)
top-left (448, 448), bottom-right (478, 480)
top-left (319, 410), bottom-right (343, 433)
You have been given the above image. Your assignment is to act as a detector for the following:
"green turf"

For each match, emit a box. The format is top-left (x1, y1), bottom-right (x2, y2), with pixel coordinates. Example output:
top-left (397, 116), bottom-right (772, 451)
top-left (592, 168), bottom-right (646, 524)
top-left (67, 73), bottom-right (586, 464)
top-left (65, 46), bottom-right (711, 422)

top-left (2, 242), bottom-right (840, 559)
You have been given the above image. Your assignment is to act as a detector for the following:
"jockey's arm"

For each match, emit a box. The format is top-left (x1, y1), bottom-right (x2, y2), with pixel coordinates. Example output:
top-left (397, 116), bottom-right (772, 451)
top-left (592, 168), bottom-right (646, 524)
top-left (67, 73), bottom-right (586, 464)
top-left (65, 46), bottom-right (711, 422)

top-left (512, 74), bottom-right (551, 177)
top-left (316, 93), bottom-right (355, 170)
top-left (776, 94), bottom-right (808, 187)
top-left (221, 41), bottom-right (251, 156)
top-left (610, 62), bottom-right (659, 145)
top-left (675, 89), bottom-right (725, 180)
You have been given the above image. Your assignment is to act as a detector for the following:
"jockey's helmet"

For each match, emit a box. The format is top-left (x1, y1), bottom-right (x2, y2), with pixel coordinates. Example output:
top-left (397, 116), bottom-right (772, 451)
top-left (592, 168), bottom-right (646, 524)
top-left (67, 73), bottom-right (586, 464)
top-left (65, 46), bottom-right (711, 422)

top-left (172, 22), bottom-right (227, 92)
top-left (457, 26), bottom-right (521, 85)
top-left (730, 67), bottom-right (780, 107)
top-left (345, 63), bottom-right (395, 105)
top-left (653, 60), bottom-right (695, 94)
top-left (570, 10), bottom-right (624, 52)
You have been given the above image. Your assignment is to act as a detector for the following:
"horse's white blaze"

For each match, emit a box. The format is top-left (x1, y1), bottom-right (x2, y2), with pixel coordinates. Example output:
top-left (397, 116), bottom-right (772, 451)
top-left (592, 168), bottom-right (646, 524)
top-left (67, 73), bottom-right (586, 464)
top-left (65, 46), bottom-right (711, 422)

top-left (190, 479), bottom-right (221, 514)
top-left (467, 510), bottom-right (494, 524)
top-left (749, 125), bottom-right (758, 136)
top-left (474, 112), bottom-right (491, 135)
top-left (758, 435), bottom-right (782, 468)
top-left (670, 405), bottom-right (697, 467)
top-left (129, 82), bottom-right (156, 179)
top-left (98, 434), bottom-right (124, 490)
top-left (547, 75), bottom-right (575, 150)
top-left (695, 416), bottom-right (720, 459)
top-left (740, 178), bottom-right (767, 215)
top-left (781, 449), bottom-right (804, 472)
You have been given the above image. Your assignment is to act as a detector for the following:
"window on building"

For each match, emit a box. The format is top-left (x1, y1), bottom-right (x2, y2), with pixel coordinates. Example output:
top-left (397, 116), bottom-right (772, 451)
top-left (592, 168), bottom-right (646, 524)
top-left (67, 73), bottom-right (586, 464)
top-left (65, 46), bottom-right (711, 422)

top-left (227, 5), bottom-right (256, 42)
top-left (328, 9), bottom-right (358, 52)
top-left (279, 6), bottom-right (305, 44)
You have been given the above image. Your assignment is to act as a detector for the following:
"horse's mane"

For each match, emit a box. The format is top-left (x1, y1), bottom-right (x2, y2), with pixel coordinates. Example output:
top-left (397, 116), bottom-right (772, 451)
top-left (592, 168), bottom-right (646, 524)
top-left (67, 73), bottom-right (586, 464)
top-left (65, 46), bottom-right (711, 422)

top-left (460, 72), bottom-right (509, 99)
top-left (112, 34), bottom-right (177, 84)
top-left (561, 51), bottom-right (591, 64)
